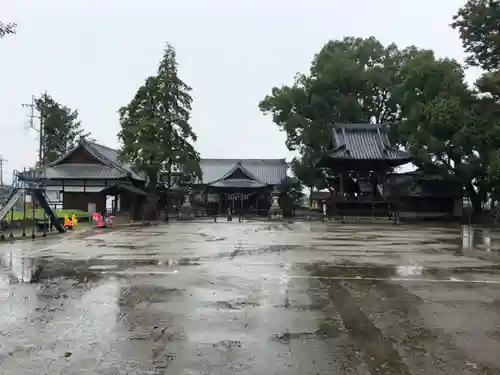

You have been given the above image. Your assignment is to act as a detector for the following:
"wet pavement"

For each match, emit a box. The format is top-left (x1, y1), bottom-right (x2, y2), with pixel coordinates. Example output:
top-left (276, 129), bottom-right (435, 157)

top-left (1, 221), bottom-right (500, 374)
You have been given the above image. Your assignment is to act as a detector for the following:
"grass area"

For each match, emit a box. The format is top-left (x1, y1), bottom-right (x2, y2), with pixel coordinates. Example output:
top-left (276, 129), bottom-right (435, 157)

top-left (9, 209), bottom-right (89, 221)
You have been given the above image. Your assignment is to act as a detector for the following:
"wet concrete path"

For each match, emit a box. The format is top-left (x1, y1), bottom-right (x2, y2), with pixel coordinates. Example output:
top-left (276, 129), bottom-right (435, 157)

top-left (1, 221), bottom-right (500, 374)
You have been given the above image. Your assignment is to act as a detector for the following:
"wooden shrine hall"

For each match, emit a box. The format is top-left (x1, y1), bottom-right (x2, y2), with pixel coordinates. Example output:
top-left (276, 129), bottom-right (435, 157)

top-left (315, 123), bottom-right (411, 219)
top-left (191, 158), bottom-right (288, 216)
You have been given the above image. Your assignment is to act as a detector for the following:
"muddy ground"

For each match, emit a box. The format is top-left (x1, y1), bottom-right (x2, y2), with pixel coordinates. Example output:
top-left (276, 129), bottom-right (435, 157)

top-left (0, 220), bottom-right (500, 374)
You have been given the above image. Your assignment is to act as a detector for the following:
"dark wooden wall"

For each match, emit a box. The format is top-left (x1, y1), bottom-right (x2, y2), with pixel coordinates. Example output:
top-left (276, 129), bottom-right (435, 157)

top-left (63, 192), bottom-right (106, 213)
top-left (62, 147), bottom-right (101, 164)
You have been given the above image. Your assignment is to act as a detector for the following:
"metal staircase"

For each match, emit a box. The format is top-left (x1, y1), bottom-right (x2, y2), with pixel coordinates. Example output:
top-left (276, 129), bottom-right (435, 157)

top-left (31, 189), bottom-right (66, 233)
top-left (0, 188), bottom-right (26, 221)
top-left (0, 169), bottom-right (65, 233)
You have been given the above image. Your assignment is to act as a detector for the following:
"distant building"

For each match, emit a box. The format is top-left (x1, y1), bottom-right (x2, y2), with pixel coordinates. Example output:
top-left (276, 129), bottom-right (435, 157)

top-left (316, 123), bottom-right (411, 217)
top-left (191, 158), bottom-right (288, 215)
top-left (386, 172), bottom-right (463, 219)
top-left (20, 139), bottom-right (147, 214)
top-left (19, 140), bottom-right (289, 217)
top-left (315, 123), bottom-right (463, 220)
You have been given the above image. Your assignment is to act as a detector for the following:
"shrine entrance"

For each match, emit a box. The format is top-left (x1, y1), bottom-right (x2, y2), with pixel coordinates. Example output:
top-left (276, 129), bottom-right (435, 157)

top-left (202, 187), bottom-right (272, 216)
top-left (193, 159), bottom-right (285, 217)
top-left (221, 192), bottom-right (256, 214)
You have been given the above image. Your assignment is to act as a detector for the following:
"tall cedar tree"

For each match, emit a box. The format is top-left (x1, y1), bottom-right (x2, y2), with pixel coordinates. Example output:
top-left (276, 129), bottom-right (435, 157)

top-left (35, 93), bottom-right (90, 165)
top-left (118, 43), bottom-right (201, 220)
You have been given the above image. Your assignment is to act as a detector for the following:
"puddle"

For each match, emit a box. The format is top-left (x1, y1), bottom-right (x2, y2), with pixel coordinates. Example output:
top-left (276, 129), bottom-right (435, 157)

top-left (0, 252), bottom-right (199, 284)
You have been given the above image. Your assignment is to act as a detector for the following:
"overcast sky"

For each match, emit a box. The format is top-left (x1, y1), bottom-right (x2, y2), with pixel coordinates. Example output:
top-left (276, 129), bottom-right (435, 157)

top-left (0, 0), bottom-right (480, 184)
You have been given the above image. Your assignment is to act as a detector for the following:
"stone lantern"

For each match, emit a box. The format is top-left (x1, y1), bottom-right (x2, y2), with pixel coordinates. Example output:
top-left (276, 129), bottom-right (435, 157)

top-left (268, 187), bottom-right (283, 220)
top-left (178, 188), bottom-right (194, 220)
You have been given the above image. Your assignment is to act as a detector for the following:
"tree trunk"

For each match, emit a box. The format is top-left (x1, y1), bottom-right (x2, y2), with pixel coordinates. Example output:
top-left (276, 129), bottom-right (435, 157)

top-left (144, 172), bottom-right (159, 221)
top-left (308, 186), bottom-right (313, 208)
top-left (465, 182), bottom-right (482, 214)
top-left (165, 164), bottom-right (172, 222)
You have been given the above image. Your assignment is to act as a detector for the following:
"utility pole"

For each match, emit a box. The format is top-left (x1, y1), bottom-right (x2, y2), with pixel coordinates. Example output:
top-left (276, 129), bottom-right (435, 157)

top-left (39, 94), bottom-right (44, 166)
top-left (0, 155), bottom-right (6, 186)
top-left (22, 94), bottom-right (43, 165)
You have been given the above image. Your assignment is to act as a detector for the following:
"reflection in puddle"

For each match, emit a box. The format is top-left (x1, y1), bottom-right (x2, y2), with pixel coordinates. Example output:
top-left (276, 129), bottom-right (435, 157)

top-left (0, 252), bottom-right (43, 283)
top-left (461, 225), bottom-right (493, 254)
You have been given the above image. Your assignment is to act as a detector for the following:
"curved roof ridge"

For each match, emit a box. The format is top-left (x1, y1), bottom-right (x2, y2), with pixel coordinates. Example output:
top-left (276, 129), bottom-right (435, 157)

top-left (206, 161), bottom-right (265, 185)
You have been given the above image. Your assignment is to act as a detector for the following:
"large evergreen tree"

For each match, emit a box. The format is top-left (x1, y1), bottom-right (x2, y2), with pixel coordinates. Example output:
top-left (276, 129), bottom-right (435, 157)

top-left (35, 93), bottom-right (90, 165)
top-left (452, 0), bottom-right (500, 206)
top-left (259, 37), bottom-right (404, 192)
top-left (259, 36), bottom-right (498, 213)
top-left (452, 0), bottom-right (500, 71)
top-left (118, 42), bottom-right (201, 220)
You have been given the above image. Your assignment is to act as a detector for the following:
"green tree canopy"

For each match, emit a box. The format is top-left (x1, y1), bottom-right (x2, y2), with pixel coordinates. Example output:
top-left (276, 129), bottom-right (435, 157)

top-left (0, 21), bottom-right (16, 39)
top-left (290, 155), bottom-right (326, 190)
top-left (259, 37), bottom-right (403, 156)
top-left (260, 37), bottom-right (407, 192)
top-left (452, 0), bottom-right (500, 71)
top-left (277, 176), bottom-right (305, 216)
top-left (260, 36), bottom-right (499, 213)
top-left (452, 0), bottom-right (500, 105)
top-left (452, 0), bottom-right (500, 209)
top-left (118, 42), bottom-right (201, 218)
top-left (36, 93), bottom-right (90, 165)
top-left (394, 51), bottom-right (486, 210)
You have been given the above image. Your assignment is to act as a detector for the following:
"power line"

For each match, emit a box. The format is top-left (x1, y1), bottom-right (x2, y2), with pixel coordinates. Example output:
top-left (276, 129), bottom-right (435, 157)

top-left (22, 94), bottom-right (44, 165)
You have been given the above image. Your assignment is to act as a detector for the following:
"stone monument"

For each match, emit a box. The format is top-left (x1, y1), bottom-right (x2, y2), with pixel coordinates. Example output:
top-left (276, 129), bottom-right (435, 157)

top-left (268, 187), bottom-right (283, 220)
top-left (177, 190), bottom-right (194, 220)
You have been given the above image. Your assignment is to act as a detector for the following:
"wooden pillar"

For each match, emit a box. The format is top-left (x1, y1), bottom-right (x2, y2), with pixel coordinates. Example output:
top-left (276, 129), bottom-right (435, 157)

top-left (371, 172), bottom-right (376, 219)
top-left (204, 186), bottom-right (209, 216)
top-left (371, 172), bottom-right (377, 200)
top-left (339, 173), bottom-right (346, 222)
top-left (218, 193), bottom-right (222, 214)
top-left (256, 192), bottom-right (259, 215)
top-left (61, 180), bottom-right (65, 209)
top-left (382, 173), bottom-right (387, 199)
top-left (339, 173), bottom-right (345, 197)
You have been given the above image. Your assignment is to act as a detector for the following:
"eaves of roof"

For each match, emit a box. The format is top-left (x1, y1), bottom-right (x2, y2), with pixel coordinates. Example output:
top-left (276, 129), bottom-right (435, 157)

top-left (49, 140), bottom-right (145, 181)
top-left (207, 162), bottom-right (265, 186)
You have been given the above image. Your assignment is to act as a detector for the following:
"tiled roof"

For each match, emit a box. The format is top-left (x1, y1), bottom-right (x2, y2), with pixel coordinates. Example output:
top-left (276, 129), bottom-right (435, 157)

top-left (42, 163), bottom-right (127, 180)
top-left (42, 140), bottom-right (145, 181)
top-left (200, 159), bottom-right (287, 186)
top-left (328, 123), bottom-right (410, 161)
top-left (209, 179), bottom-right (267, 188)
top-left (86, 142), bottom-right (145, 181)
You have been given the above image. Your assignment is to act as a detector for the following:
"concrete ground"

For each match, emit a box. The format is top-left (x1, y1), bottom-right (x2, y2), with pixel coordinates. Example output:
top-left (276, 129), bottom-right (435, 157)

top-left (1, 220), bottom-right (500, 374)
